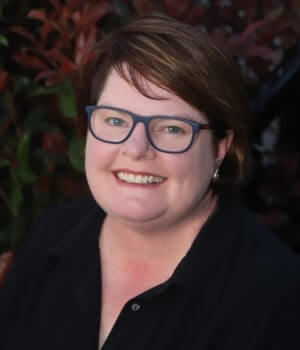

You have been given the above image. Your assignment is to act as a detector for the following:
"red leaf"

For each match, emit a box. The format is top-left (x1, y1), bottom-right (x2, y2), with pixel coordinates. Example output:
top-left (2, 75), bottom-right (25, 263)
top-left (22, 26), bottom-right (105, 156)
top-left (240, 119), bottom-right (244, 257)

top-left (245, 45), bottom-right (279, 61)
top-left (257, 18), bottom-right (300, 46)
top-left (41, 22), bottom-right (54, 45)
top-left (0, 119), bottom-right (12, 138)
top-left (42, 132), bottom-right (67, 154)
top-left (0, 71), bottom-right (9, 92)
top-left (274, 17), bottom-right (300, 33)
top-left (227, 20), bottom-right (266, 48)
top-left (66, 0), bottom-right (83, 10)
top-left (288, 0), bottom-right (300, 10)
top-left (45, 48), bottom-right (77, 69)
top-left (75, 32), bottom-right (86, 66)
top-left (61, 5), bottom-right (72, 23)
top-left (28, 10), bottom-right (60, 32)
top-left (9, 25), bottom-right (37, 45)
top-left (60, 60), bottom-right (76, 73)
top-left (242, 19), bottom-right (266, 39)
top-left (0, 251), bottom-right (13, 285)
top-left (164, 0), bottom-right (192, 18)
top-left (210, 27), bottom-right (229, 46)
top-left (13, 53), bottom-right (49, 70)
top-left (49, 0), bottom-right (62, 13)
top-left (35, 70), bottom-right (64, 84)
top-left (131, 0), bottom-right (156, 15)
top-left (27, 9), bottom-right (47, 22)
top-left (46, 159), bottom-right (56, 173)
top-left (75, 26), bottom-right (97, 66)
top-left (76, 2), bottom-right (112, 32)
top-left (72, 10), bottom-right (81, 24)
top-left (184, 6), bottom-right (206, 25)
top-left (81, 47), bottom-right (97, 68)
top-left (37, 176), bottom-right (51, 194)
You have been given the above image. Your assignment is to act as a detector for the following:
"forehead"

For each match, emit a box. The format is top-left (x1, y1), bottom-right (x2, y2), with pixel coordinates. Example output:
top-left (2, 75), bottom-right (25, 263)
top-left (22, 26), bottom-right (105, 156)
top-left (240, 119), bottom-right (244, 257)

top-left (97, 68), bottom-right (208, 122)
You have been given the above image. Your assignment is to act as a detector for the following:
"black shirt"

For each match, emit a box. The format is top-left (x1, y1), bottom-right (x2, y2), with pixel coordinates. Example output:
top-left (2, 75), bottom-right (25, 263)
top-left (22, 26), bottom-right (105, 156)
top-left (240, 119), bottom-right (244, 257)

top-left (1, 194), bottom-right (300, 349)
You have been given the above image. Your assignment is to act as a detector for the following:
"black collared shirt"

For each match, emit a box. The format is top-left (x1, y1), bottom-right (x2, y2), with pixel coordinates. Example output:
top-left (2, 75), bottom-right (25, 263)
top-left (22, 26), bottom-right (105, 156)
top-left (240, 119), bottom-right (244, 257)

top-left (1, 194), bottom-right (300, 349)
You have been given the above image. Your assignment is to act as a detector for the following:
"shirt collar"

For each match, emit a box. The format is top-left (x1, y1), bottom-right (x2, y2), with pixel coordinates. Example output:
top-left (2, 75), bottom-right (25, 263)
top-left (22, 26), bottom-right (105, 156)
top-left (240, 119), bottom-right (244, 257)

top-left (48, 193), bottom-right (245, 309)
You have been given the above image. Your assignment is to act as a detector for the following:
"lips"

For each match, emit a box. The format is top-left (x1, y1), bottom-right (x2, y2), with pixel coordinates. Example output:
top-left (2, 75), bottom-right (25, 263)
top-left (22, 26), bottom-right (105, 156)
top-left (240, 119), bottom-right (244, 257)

top-left (113, 169), bottom-right (166, 185)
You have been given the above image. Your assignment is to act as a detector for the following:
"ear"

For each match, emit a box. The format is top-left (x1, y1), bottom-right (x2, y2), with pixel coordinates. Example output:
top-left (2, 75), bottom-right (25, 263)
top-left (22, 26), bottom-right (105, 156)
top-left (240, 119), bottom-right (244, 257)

top-left (215, 130), bottom-right (234, 167)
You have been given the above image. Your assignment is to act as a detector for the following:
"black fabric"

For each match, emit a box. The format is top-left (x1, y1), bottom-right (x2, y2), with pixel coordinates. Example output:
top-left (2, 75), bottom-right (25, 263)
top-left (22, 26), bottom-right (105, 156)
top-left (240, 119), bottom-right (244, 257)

top-left (1, 194), bottom-right (300, 350)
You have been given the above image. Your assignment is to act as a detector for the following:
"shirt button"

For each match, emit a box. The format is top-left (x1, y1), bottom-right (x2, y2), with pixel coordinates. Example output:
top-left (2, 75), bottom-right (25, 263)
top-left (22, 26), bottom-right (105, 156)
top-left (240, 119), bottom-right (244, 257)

top-left (131, 303), bottom-right (141, 312)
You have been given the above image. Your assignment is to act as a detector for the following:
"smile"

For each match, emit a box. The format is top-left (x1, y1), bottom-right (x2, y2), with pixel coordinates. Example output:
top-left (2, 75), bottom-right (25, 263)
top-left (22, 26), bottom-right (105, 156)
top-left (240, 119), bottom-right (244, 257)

top-left (116, 171), bottom-right (165, 184)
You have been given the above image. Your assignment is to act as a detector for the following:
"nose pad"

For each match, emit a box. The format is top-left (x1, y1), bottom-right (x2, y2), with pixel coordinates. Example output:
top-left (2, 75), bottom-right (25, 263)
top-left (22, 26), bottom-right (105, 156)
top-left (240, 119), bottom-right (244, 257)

top-left (121, 122), bottom-right (154, 159)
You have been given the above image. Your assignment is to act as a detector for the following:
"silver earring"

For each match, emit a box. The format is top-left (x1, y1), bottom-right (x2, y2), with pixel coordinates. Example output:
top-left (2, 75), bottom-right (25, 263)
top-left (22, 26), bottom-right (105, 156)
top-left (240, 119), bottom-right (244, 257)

top-left (212, 167), bottom-right (219, 184)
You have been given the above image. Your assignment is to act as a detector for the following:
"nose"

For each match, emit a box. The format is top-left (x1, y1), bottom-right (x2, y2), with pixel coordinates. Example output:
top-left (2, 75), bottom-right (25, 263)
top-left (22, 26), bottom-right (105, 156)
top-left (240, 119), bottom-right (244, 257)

top-left (121, 122), bottom-right (155, 160)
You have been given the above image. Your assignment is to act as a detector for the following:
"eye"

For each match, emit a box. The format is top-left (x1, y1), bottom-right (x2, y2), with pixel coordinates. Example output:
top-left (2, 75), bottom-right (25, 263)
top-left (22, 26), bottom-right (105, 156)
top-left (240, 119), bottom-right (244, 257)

top-left (164, 125), bottom-right (185, 134)
top-left (150, 118), bottom-right (192, 136)
top-left (105, 117), bottom-right (126, 127)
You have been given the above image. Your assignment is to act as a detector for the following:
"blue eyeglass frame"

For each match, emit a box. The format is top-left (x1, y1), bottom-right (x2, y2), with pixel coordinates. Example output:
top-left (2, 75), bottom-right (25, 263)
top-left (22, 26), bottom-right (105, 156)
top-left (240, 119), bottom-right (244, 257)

top-left (85, 105), bottom-right (215, 154)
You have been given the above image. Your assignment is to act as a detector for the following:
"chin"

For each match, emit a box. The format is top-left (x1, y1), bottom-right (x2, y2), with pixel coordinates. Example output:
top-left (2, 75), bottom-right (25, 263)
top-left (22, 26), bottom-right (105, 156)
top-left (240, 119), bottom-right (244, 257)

top-left (107, 203), bottom-right (166, 225)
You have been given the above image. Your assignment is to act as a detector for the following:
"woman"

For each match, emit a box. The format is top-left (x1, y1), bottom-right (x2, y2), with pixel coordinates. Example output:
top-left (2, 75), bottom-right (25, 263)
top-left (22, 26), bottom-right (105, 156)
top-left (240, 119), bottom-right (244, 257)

top-left (1, 15), bottom-right (300, 350)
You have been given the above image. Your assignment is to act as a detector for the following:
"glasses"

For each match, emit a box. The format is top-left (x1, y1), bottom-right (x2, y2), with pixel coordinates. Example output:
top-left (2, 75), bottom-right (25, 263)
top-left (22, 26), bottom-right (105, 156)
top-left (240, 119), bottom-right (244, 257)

top-left (85, 105), bottom-right (215, 154)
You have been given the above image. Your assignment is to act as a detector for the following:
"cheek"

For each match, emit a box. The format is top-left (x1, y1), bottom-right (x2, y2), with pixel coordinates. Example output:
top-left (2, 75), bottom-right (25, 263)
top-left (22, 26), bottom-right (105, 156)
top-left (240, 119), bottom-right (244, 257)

top-left (85, 135), bottom-right (113, 175)
top-left (85, 136), bottom-right (98, 172)
top-left (175, 138), bottom-right (216, 189)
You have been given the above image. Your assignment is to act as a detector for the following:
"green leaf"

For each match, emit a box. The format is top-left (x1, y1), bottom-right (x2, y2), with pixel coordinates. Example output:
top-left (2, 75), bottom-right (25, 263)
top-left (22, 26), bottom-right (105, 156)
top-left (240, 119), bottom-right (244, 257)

top-left (30, 81), bottom-right (77, 119)
top-left (9, 174), bottom-right (23, 217)
top-left (68, 138), bottom-right (85, 173)
top-left (13, 76), bottom-right (31, 93)
top-left (16, 132), bottom-right (37, 184)
top-left (58, 81), bottom-right (77, 119)
top-left (24, 106), bottom-right (47, 133)
top-left (0, 159), bottom-right (10, 168)
top-left (0, 34), bottom-right (8, 47)
top-left (59, 92), bottom-right (77, 119)
top-left (7, 215), bottom-right (27, 249)
top-left (30, 85), bottom-right (59, 96)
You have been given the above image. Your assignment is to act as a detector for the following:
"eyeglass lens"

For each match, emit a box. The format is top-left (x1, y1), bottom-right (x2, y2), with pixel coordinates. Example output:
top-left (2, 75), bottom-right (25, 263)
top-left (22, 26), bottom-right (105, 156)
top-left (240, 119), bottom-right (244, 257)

top-left (90, 108), bottom-right (194, 152)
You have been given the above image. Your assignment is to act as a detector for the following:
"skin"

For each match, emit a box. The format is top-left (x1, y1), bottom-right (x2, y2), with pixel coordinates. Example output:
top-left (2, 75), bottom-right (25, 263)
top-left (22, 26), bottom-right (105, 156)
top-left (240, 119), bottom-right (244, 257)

top-left (85, 68), bottom-right (233, 347)
top-left (85, 69), bottom-right (232, 234)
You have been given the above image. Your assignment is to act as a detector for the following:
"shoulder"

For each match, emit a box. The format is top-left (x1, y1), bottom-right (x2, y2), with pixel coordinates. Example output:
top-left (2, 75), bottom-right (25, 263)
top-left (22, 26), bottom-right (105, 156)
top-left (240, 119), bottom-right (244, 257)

top-left (214, 193), bottom-right (300, 291)
top-left (222, 194), bottom-right (300, 302)
top-left (240, 200), bottom-right (299, 274)
top-left (243, 213), bottom-right (300, 347)
top-left (0, 197), bottom-right (103, 347)
top-left (1, 197), bottom-right (103, 288)
top-left (215, 195), bottom-right (300, 342)
top-left (33, 196), bottom-right (99, 233)
top-left (25, 196), bottom-right (101, 250)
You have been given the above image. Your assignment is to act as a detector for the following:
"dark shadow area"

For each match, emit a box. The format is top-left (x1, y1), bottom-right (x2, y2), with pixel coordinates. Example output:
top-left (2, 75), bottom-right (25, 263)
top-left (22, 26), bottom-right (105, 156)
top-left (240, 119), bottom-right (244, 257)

top-left (244, 43), bottom-right (300, 253)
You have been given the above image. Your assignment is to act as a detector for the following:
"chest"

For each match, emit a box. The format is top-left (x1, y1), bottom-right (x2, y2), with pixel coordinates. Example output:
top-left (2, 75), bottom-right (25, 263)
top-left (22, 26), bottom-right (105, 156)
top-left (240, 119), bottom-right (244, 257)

top-left (5, 262), bottom-right (286, 350)
top-left (99, 269), bottom-right (167, 348)
top-left (97, 284), bottom-right (280, 350)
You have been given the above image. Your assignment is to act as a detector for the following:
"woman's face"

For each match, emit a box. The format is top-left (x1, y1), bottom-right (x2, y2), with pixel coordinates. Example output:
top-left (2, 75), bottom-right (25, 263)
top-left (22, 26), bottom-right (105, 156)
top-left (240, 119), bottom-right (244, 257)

top-left (85, 69), bottom-right (232, 230)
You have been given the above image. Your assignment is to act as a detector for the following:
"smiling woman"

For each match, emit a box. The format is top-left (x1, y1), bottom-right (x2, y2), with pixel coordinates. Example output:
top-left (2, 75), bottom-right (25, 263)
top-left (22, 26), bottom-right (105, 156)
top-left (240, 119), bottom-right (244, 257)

top-left (1, 14), bottom-right (300, 350)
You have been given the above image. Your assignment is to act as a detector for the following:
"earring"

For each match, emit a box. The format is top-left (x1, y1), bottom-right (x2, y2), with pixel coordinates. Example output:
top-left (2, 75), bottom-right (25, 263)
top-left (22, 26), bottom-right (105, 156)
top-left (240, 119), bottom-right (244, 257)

top-left (212, 167), bottom-right (219, 184)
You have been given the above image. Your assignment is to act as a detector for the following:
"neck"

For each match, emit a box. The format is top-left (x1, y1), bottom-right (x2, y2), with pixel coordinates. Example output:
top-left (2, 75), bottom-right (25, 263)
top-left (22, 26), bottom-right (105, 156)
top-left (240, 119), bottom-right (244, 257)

top-left (100, 191), bottom-right (218, 268)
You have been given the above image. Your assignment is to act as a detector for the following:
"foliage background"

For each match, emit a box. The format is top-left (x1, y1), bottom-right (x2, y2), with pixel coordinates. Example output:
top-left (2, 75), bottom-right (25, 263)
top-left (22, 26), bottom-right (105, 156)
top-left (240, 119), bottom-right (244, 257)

top-left (0, 0), bottom-right (300, 281)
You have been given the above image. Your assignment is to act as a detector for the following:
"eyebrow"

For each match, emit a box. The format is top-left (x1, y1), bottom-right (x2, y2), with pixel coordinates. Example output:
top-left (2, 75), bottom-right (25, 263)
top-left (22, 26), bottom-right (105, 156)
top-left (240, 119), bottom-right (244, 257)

top-left (166, 111), bottom-right (207, 123)
top-left (96, 103), bottom-right (207, 123)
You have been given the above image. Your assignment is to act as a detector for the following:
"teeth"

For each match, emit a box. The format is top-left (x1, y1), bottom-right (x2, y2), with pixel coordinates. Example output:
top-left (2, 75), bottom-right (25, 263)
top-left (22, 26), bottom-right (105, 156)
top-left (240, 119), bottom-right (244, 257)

top-left (116, 172), bottom-right (164, 184)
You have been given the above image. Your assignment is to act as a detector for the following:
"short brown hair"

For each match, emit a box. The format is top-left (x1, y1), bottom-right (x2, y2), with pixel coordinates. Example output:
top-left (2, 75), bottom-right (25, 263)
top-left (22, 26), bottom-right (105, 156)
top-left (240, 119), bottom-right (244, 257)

top-left (86, 14), bottom-right (250, 190)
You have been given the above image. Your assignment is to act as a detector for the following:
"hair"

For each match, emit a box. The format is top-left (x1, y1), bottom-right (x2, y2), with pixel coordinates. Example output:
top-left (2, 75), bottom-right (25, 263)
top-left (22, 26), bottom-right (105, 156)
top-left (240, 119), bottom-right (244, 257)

top-left (85, 14), bottom-right (250, 191)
